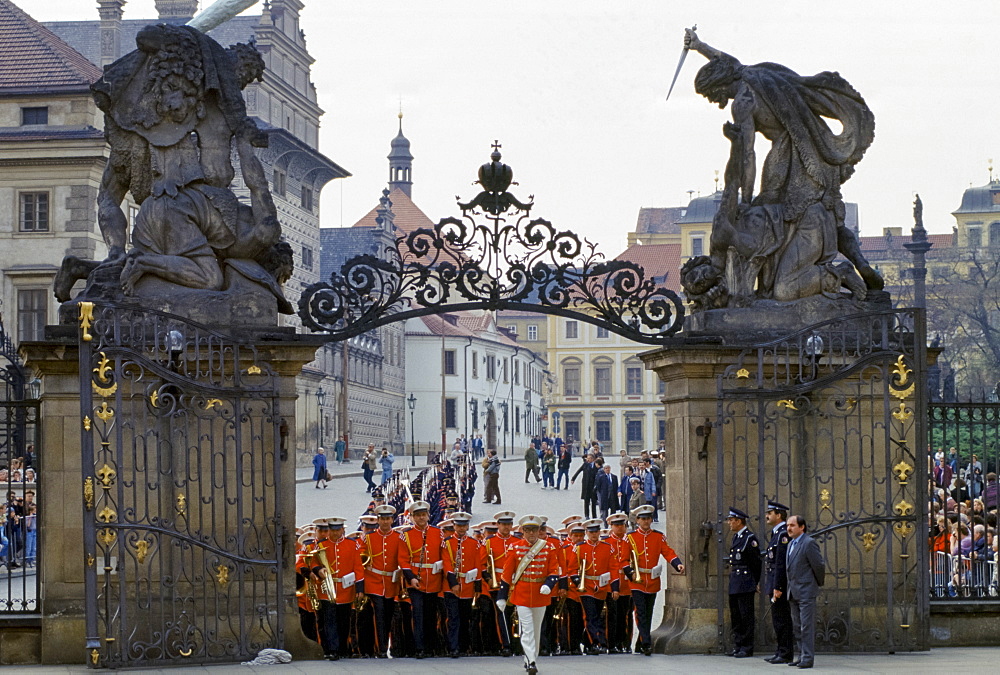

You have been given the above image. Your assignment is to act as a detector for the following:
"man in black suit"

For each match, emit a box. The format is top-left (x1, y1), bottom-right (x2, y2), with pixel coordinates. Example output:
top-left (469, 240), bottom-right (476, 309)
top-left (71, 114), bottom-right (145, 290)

top-left (594, 463), bottom-right (617, 520)
top-left (785, 515), bottom-right (825, 669)
top-left (762, 500), bottom-right (793, 664)
top-left (571, 453), bottom-right (599, 519)
top-left (726, 507), bottom-right (761, 658)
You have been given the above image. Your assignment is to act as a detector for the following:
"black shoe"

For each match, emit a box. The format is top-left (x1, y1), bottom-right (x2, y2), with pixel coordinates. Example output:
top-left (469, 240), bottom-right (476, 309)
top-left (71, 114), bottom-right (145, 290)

top-left (644, 646), bottom-right (653, 656)
top-left (450, 650), bottom-right (460, 659)
top-left (734, 651), bottom-right (752, 658)
top-left (726, 650), bottom-right (738, 657)
top-left (770, 657), bottom-right (792, 664)
top-left (416, 651), bottom-right (426, 659)
top-left (527, 663), bottom-right (538, 675)
top-left (788, 661), bottom-right (801, 667)
top-left (501, 647), bottom-right (513, 657)
top-left (797, 663), bottom-right (813, 669)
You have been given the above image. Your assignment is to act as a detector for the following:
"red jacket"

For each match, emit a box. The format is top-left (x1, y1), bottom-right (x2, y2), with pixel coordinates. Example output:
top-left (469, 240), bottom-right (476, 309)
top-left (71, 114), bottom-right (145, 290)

top-left (397, 525), bottom-right (444, 593)
top-left (315, 536), bottom-right (366, 604)
top-left (606, 532), bottom-right (633, 595)
top-left (626, 528), bottom-right (681, 594)
top-left (502, 538), bottom-right (560, 608)
top-left (362, 529), bottom-right (401, 598)
top-left (442, 535), bottom-right (485, 599)
top-left (485, 533), bottom-right (519, 590)
top-left (562, 542), bottom-right (583, 602)
top-left (576, 539), bottom-right (618, 600)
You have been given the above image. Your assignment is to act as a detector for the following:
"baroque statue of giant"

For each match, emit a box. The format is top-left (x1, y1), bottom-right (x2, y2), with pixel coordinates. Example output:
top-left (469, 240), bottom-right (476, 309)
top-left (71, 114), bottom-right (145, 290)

top-left (679, 29), bottom-right (884, 314)
top-left (55, 22), bottom-right (293, 317)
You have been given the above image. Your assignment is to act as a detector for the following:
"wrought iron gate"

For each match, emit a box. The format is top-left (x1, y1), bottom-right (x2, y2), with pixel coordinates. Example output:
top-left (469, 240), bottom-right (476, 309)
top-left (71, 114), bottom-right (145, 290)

top-left (78, 303), bottom-right (284, 667)
top-left (716, 309), bottom-right (928, 652)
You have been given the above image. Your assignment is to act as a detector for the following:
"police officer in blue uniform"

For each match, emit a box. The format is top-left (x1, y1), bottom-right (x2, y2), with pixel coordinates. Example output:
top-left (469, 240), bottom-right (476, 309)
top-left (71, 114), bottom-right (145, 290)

top-left (726, 507), bottom-right (761, 658)
top-left (762, 499), bottom-right (793, 663)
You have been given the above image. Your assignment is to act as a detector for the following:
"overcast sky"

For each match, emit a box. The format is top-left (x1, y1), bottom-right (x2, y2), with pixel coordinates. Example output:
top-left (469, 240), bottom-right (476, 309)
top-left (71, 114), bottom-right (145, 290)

top-left (17, 0), bottom-right (1000, 256)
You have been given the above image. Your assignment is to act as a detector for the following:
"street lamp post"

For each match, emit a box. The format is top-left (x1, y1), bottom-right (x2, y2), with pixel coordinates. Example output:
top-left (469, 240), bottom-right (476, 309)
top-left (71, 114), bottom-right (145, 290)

top-left (315, 387), bottom-right (326, 447)
top-left (525, 401), bottom-right (532, 438)
top-left (499, 400), bottom-right (508, 459)
top-left (407, 393), bottom-right (417, 467)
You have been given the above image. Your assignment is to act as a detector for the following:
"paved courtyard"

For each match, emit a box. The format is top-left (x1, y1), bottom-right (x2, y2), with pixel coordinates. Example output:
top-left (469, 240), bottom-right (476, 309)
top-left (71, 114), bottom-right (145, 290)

top-left (11, 648), bottom-right (998, 673)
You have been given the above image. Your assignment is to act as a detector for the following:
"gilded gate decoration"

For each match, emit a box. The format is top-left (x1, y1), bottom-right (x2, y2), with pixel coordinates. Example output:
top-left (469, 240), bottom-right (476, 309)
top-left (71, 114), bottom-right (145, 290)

top-left (78, 304), bottom-right (283, 668)
top-left (716, 309), bottom-right (928, 652)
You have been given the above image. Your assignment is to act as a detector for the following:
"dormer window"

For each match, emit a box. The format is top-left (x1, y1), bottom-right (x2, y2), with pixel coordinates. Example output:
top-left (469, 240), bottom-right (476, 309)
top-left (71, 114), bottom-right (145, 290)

top-left (21, 107), bottom-right (47, 125)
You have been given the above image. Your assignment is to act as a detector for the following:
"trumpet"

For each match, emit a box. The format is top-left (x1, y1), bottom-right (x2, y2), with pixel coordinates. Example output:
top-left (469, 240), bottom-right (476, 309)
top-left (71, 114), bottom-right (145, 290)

top-left (486, 550), bottom-right (500, 590)
top-left (353, 592), bottom-right (369, 612)
top-left (576, 556), bottom-right (587, 593)
top-left (630, 546), bottom-right (642, 583)
top-left (553, 595), bottom-right (566, 620)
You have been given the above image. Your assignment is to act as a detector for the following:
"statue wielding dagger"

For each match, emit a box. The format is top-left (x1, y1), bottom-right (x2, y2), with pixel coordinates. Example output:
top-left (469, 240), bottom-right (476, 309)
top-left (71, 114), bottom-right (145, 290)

top-left (665, 24), bottom-right (697, 101)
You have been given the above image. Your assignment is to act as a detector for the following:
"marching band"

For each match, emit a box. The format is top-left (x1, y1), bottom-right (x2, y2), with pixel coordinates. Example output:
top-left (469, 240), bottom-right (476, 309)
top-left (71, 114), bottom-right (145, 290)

top-left (295, 503), bottom-right (683, 673)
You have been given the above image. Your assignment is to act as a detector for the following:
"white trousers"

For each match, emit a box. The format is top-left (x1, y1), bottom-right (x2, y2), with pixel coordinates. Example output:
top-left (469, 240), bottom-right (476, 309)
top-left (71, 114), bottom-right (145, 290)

top-left (516, 604), bottom-right (547, 667)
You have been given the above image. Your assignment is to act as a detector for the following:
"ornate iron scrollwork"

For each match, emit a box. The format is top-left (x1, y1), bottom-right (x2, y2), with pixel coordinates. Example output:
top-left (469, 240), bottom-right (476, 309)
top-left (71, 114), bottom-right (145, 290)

top-left (298, 144), bottom-right (685, 344)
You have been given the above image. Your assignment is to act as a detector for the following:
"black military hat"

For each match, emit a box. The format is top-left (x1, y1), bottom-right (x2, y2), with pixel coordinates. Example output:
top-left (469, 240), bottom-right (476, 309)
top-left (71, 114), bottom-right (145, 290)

top-left (766, 499), bottom-right (789, 513)
top-left (727, 507), bottom-right (749, 520)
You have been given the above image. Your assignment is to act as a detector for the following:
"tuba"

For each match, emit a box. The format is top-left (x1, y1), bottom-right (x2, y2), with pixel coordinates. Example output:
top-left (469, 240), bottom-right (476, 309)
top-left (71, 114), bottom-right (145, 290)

top-left (630, 546), bottom-right (642, 583)
top-left (312, 545), bottom-right (338, 600)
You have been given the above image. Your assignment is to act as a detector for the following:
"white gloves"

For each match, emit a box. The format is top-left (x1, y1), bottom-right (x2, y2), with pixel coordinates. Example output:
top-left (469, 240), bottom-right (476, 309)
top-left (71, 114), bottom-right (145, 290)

top-left (496, 599), bottom-right (507, 611)
top-left (540, 585), bottom-right (552, 596)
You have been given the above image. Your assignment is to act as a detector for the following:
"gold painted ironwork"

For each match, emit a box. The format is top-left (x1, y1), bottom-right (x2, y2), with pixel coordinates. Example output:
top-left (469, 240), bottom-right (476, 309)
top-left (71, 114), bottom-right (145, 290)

top-left (176, 493), bottom-right (186, 516)
top-left (92, 353), bottom-right (117, 397)
top-left (179, 648), bottom-right (193, 657)
top-left (892, 401), bottom-right (913, 421)
top-left (861, 532), bottom-right (878, 552)
top-left (97, 506), bottom-right (116, 524)
top-left (891, 384), bottom-right (915, 401)
top-left (79, 301), bottom-right (94, 342)
top-left (900, 624), bottom-right (910, 629)
top-left (90, 649), bottom-right (99, 665)
top-left (97, 463), bottom-right (116, 488)
top-left (819, 489), bottom-right (832, 511)
top-left (87, 554), bottom-right (95, 567)
top-left (894, 521), bottom-right (915, 538)
top-left (96, 402), bottom-right (115, 422)
top-left (246, 365), bottom-right (262, 375)
top-left (892, 355), bottom-right (911, 386)
top-left (894, 499), bottom-right (915, 516)
top-left (83, 416), bottom-right (91, 431)
top-left (205, 398), bottom-right (224, 410)
top-left (135, 540), bottom-right (149, 564)
top-left (150, 390), bottom-right (160, 408)
top-left (84, 477), bottom-right (95, 509)
top-left (216, 565), bottom-right (229, 588)
top-left (893, 461), bottom-right (914, 484)
top-left (98, 528), bottom-right (117, 547)
top-left (736, 368), bottom-right (750, 379)
top-left (777, 399), bottom-right (798, 411)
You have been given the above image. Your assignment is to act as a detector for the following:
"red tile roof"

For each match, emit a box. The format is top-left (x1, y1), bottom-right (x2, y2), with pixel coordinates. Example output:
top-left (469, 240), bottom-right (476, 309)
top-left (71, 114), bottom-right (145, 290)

top-left (635, 207), bottom-right (685, 235)
top-left (859, 232), bottom-right (954, 253)
top-left (0, 0), bottom-right (102, 93)
top-left (614, 243), bottom-right (683, 292)
top-left (351, 187), bottom-right (435, 234)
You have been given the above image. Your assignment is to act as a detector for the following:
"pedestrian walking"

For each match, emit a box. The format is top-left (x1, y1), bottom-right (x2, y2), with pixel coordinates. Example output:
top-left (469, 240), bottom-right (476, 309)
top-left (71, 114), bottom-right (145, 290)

top-left (379, 447), bottom-right (394, 485)
top-left (571, 453), bottom-right (599, 519)
top-left (472, 434), bottom-right (484, 460)
top-left (333, 435), bottom-right (347, 464)
top-left (524, 444), bottom-right (541, 483)
top-left (312, 446), bottom-right (328, 489)
top-left (556, 444), bottom-right (572, 490)
top-left (483, 450), bottom-right (502, 505)
top-left (595, 463), bottom-right (617, 520)
top-left (362, 444), bottom-right (378, 493)
top-left (541, 446), bottom-right (556, 489)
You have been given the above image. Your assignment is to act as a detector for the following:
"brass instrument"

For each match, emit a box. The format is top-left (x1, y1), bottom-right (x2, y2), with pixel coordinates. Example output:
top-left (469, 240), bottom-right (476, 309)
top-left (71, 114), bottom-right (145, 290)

top-left (486, 550), bottom-right (500, 589)
top-left (552, 595), bottom-right (566, 620)
top-left (353, 592), bottom-right (369, 612)
top-left (512, 612), bottom-right (521, 638)
top-left (630, 546), bottom-right (642, 583)
top-left (297, 579), bottom-right (321, 612)
top-left (576, 555), bottom-right (587, 593)
top-left (313, 545), bottom-right (338, 600)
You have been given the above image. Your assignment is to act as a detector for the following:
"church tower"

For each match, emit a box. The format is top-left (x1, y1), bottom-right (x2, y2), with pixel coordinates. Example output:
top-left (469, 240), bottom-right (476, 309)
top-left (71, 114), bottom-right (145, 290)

top-left (388, 112), bottom-right (413, 198)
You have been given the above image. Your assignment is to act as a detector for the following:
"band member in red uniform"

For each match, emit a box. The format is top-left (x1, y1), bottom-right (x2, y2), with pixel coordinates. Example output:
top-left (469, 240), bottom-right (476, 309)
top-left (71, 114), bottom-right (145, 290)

top-left (486, 510), bottom-right (519, 656)
top-left (498, 515), bottom-right (560, 675)
top-left (312, 518), bottom-right (366, 660)
top-left (605, 512), bottom-right (635, 653)
top-left (397, 500), bottom-right (444, 659)
top-left (576, 518), bottom-right (619, 654)
top-left (362, 504), bottom-right (400, 658)
top-left (441, 511), bottom-right (484, 657)
top-left (559, 521), bottom-right (586, 655)
top-left (295, 531), bottom-right (321, 644)
top-left (626, 504), bottom-right (685, 655)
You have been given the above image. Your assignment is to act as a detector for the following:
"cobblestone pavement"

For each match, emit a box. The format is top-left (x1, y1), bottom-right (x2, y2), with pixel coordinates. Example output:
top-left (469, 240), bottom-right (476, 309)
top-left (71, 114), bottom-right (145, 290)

top-left (12, 648), bottom-right (998, 673)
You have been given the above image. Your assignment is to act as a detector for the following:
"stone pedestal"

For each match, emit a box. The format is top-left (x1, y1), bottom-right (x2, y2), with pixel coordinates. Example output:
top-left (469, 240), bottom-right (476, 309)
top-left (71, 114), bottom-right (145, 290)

top-left (18, 325), bottom-right (324, 664)
top-left (640, 344), bottom-right (741, 653)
